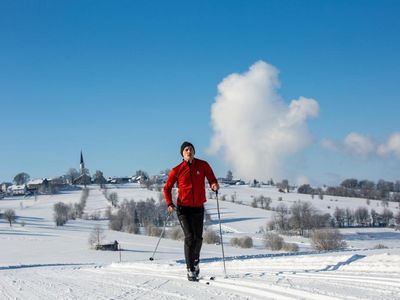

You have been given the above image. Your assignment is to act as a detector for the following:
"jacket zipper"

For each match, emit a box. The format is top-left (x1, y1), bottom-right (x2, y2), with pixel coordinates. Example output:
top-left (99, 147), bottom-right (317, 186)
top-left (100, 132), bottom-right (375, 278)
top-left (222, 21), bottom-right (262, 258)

top-left (188, 161), bottom-right (195, 205)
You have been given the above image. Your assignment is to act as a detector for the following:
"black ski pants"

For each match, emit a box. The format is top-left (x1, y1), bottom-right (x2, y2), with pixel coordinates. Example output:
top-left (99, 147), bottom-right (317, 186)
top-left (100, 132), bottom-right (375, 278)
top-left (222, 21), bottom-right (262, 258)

top-left (177, 205), bottom-right (204, 271)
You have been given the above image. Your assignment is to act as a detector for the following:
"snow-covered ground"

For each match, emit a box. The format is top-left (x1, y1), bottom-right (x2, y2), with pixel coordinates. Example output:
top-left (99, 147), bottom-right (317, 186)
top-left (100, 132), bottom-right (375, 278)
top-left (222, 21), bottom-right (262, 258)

top-left (1, 184), bottom-right (400, 299)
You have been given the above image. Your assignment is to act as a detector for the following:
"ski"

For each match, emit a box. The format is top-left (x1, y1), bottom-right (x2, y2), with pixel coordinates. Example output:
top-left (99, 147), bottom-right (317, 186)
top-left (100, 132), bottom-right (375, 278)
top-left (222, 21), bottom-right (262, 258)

top-left (190, 276), bottom-right (215, 285)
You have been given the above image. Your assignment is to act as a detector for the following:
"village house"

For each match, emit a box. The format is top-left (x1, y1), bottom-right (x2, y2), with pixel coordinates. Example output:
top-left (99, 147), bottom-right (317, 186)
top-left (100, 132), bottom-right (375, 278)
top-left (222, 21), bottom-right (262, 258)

top-left (107, 176), bottom-right (131, 184)
top-left (1, 182), bottom-right (12, 193)
top-left (7, 184), bottom-right (27, 196)
top-left (26, 178), bottom-right (48, 192)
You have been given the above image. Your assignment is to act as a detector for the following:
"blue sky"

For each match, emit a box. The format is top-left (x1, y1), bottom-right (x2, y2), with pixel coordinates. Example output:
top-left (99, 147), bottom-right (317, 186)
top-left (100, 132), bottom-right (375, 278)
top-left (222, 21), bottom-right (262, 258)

top-left (1, 0), bottom-right (399, 186)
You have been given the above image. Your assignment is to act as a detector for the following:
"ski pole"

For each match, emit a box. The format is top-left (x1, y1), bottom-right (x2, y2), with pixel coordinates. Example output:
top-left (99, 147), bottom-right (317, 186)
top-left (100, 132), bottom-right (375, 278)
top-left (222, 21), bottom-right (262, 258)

top-left (149, 212), bottom-right (172, 261)
top-left (216, 190), bottom-right (227, 278)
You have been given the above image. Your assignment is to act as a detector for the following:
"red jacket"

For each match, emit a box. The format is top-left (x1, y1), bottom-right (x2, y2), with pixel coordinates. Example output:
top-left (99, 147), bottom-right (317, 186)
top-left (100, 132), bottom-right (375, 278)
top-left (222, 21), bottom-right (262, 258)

top-left (163, 158), bottom-right (218, 207)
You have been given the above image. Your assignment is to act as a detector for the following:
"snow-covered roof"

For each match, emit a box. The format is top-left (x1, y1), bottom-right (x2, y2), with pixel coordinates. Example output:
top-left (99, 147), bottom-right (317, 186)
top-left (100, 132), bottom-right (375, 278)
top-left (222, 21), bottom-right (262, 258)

top-left (27, 179), bottom-right (44, 185)
top-left (8, 184), bottom-right (26, 190)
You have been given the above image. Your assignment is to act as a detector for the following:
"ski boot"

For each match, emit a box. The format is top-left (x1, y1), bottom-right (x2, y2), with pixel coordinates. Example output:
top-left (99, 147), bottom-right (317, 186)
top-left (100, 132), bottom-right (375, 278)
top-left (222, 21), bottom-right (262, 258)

top-left (194, 259), bottom-right (200, 278)
top-left (187, 269), bottom-right (198, 282)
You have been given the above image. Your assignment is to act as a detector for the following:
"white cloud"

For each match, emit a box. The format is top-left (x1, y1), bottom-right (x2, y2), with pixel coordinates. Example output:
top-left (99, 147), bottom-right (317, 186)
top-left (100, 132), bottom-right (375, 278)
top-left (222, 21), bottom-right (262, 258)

top-left (343, 132), bottom-right (375, 156)
top-left (321, 132), bottom-right (400, 160)
top-left (377, 132), bottom-right (400, 158)
top-left (320, 139), bottom-right (339, 152)
top-left (321, 133), bottom-right (375, 157)
top-left (208, 60), bottom-right (319, 181)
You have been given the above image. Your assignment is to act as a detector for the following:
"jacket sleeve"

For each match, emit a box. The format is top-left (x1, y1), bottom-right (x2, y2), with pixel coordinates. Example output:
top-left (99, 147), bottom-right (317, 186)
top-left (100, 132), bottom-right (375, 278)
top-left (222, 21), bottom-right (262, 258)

top-left (204, 161), bottom-right (218, 188)
top-left (163, 168), bottom-right (177, 207)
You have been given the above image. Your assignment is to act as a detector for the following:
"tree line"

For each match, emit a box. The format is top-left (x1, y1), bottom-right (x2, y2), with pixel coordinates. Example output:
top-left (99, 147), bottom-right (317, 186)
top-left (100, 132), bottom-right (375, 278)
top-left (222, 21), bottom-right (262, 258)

top-left (106, 197), bottom-right (175, 234)
top-left (298, 178), bottom-right (400, 201)
top-left (267, 201), bottom-right (400, 235)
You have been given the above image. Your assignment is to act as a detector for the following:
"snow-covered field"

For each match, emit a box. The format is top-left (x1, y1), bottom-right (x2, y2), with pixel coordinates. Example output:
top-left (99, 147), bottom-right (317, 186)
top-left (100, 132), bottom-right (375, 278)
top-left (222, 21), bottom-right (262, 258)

top-left (1, 184), bottom-right (400, 299)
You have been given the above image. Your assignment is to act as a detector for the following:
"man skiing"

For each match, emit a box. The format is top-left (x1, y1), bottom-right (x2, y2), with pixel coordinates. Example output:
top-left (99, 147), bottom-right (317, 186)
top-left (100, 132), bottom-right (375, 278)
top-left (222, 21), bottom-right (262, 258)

top-left (163, 141), bottom-right (219, 281)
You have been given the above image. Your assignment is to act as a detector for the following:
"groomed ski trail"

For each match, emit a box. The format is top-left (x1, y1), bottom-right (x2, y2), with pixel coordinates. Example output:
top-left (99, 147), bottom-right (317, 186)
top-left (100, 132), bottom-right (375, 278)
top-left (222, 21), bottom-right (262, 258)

top-left (1, 253), bottom-right (400, 300)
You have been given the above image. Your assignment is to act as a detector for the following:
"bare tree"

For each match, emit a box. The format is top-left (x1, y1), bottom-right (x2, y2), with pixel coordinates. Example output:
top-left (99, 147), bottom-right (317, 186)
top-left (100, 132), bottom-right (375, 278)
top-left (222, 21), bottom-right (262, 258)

top-left (377, 179), bottom-right (394, 199)
top-left (239, 236), bottom-right (253, 248)
top-left (13, 172), bottom-right (30, 185)
top-left (255, 195), bottom-right (271, 209)
top-left (277, 179), bottom-right (290, 192)
top-left (88, 225), bottom-right (106, 248)
top-left (135, 170), bottom-right (149, 186)
top-left (108, 198), bottom-right (175, 235)
top-left (371, 209), bottom-right (379, 226)
top-left (109, 209), bottom-right (126, 231)
top-left (53, 202), bottom-right (70, 226)
top-left (289, 201), bottom-right (315, 235)
top-left (354, 207), bottom-right (370, 226)
top-left (66, 168), bottom-right (79, 184)
top-left (3, 209), bottom-right (16, 227)
top-left (72, 188), bottom-right (89, 218)
top-left (230, 237), bottom-right (240, 246)
top-left (203, 227), bottom-right (220, 244)
top-left (263, 232), bottom-right (284, 250)
top-left (146, 223), bottom-right (162, 237)
top-left (334, 207), bottom-right (346, 227)
top-left (341, 178), bottom-right (358, 189)
top-left (359, 180), bottom-right (375, 199)
top-left (311, 228), bottom-right (347, 250)
top-left (230, 236), bottom-right (253, 248)
top-left (93, 170), bottom-right (107, 186)
top-left (107, 192), bottom-right (119, 208)
top-left (310, 213), bottom-right (332, 229)
top-left (274, 203), bottom-right (288, 231)
top-left (297, 184), bottom-right (314, 194)
top-left (109, 199), bottom-right (139, 233)
top-left (226, 170), bottom-right (233, 181)
top-left (344, 208), bottom-right (354, 227)
top-left (135, 199), bottom-right (157, 226)
top-left (282, 242), bottom-right (299, 252)
top-left (381, 208), bottom-right (394, 226)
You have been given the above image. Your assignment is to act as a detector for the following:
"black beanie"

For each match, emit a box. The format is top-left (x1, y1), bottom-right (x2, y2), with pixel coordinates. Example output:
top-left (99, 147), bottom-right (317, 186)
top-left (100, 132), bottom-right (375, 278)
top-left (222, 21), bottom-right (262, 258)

top-left (180, 141), bottom-right (195, 156)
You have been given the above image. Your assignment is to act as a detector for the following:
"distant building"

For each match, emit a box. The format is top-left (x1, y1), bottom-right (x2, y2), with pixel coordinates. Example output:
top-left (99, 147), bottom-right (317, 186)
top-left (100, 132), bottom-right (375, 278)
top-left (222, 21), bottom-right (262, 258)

top-left (131, 175), bottom-right (147, 183)
top-left (218, 178), bottom-right (245, 185)
top-left (7, 184), bottom-right (27, 196)
top-left (73, 151), bottom-right (91, 185)
top-left (107, 176), bottom-right (131, 184)
top-left (1, 182), bottom-right (12, 193)
top-left (26, 178), bottom-right (58, 194)
top-left (26, 178), bottom-right (47, 192)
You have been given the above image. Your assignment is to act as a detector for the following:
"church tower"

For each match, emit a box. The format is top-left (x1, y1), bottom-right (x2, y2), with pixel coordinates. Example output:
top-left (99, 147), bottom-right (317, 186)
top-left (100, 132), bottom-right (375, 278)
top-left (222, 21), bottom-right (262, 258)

top-left (73, 150), bottom-right (91, 186)
top-left (80, 151), bottom-right (85, 175)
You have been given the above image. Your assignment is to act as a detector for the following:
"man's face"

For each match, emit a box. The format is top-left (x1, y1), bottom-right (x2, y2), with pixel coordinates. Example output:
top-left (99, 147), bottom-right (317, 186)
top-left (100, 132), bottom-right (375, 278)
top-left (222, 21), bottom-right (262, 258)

top-left (182, 146), bottom-right (194, 162)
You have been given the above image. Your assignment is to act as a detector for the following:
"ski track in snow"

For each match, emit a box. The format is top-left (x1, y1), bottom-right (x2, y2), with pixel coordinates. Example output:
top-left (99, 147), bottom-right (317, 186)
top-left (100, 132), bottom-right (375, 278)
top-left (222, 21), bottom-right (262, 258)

top-left (1, 256), bottom-right (400, 300)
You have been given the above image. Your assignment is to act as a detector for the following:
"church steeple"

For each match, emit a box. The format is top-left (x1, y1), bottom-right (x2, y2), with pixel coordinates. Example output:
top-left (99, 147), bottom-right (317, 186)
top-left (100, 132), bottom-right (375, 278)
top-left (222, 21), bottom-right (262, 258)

top-left (73, 150), bottom-right (91, 186)
top-left (80, 150), bottom-right (85, 175)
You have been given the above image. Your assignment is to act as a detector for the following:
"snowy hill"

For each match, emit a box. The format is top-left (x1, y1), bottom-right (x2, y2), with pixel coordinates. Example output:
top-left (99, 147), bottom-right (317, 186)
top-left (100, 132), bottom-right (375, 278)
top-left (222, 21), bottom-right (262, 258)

top-left (1, 184), bottom-right (400, 299)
